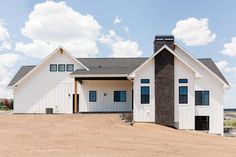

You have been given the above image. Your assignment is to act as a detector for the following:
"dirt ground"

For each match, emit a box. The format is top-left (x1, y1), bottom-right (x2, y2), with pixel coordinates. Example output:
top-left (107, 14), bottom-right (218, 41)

top-left (0, 114), bottom-right (236, 157)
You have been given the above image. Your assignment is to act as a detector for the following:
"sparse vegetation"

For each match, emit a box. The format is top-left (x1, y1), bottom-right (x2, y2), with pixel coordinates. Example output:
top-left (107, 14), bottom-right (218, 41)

top-left (224, 111), bottom-right (236, 128)
top-left (0, 99), bottom-right (13, 111)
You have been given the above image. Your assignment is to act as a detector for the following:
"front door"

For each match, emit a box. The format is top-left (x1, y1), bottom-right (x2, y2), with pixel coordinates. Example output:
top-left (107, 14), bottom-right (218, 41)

top-left (73, 94), bottom-right (79, 113)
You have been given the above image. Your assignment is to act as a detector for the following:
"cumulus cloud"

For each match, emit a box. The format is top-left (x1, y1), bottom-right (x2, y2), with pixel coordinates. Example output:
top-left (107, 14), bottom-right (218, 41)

top-left (15, 1), bottom-right (101, 58)
top-left (220, 37), bottom-right (236, 56)
top-left (216, 60), bottom-right (229, 71)
top-left (172, 18), bottom-right (216, 46)
top-left (124, 26), bottom-right (129, 33)
top-left (0, 21), bottom-right (11, 50)
top-left (0, 65), bottom-right (11, 86)
top-left (99, 30), bottom-right (142, 57)
top-left (113, 15), bottom-right (122, 24)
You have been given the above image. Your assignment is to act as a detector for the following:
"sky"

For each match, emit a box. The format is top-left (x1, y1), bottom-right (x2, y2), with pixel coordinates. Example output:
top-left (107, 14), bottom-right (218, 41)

top-left (0, 0), bottom-right (235, 108)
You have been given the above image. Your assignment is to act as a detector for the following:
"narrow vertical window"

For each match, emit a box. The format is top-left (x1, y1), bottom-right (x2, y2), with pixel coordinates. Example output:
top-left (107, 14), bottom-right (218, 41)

top-left (89, 91), bottom-right (96, 102)
top-left (141, 86), bottom-right (150, 104)
top-left (179, 86), bottom-right (188, 104)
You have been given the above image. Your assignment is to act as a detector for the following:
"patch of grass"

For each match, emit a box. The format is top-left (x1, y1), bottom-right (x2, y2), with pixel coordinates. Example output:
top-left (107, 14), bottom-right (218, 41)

top-left (224, 119), bottom-right (236, 128)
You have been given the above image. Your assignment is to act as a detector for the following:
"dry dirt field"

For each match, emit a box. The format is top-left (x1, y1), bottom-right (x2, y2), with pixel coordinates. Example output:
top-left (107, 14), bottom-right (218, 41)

top-left (0, 114), bottom-right (236, 157)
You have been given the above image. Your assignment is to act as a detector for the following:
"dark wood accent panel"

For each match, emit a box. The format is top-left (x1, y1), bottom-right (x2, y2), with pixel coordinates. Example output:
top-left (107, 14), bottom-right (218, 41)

top-left (155, 49), bottom-right (175, 127)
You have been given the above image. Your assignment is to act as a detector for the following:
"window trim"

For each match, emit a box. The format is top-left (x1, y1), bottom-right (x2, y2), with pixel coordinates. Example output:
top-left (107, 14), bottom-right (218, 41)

top-left (179, 79), bottom-right (188, 83)
top-left (141, 86), bottom-right (150, 104)
top-left (50, 64), bottom-right (57, 72)
top-left (66, 64), bottom-right (74, 72)
top-left (141, 79), bottom-right (150, 84)
top-left (195, 91), bottom-right (209, 106)
top-left (89, 91), bottom-right (97, 102)
top-left (58, 64), bottom-right (66, 72)
top-left (114, 91), bottom-right (126, 102)
top-left (179, 86), bottom-right (188, 104)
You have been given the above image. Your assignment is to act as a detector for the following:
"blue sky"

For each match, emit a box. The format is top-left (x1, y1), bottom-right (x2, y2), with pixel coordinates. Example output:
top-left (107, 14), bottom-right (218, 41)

top-left (0, 0), bottom-right (235, 108)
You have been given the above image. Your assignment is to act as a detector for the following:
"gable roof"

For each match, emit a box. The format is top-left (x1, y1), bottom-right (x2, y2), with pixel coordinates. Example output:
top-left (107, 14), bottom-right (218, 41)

top-left (70, 58), bottom-right (147, 76)
top-left (198, 58), bottom-right (229, 85)
top-left (8, 50), bottom-right (229, 87)
top-left (8, 65), bottom-right (36, 87)
top-left (8, 46), bottom-right (89, 88)
top-left (128, 45), bottom-right (202, 78)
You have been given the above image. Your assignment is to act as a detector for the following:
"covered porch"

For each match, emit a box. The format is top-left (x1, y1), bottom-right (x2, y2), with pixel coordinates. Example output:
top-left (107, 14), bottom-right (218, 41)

top-left (73, 77), bottom-right (133, 113)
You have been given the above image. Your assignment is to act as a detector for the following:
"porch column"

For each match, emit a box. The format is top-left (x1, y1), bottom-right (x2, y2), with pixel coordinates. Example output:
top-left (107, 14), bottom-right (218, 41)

top-left (74, 78), bottom-right (78, 113)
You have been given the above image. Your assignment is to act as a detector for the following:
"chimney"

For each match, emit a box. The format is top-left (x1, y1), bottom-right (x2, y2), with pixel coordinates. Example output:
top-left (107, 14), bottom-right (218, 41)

top-left (154, 35), bottom-right (175, 53)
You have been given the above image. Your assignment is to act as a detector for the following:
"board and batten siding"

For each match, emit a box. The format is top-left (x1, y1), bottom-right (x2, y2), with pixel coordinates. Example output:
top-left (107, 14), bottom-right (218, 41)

top-left (14, 51), bottom-right (84, 113)
top-left (79, 80), bottom-right (132, 112)
top-left (175, 46), bottom-right (224, 135)
top-left (174, 58), bottom-right (195, 130)
top-left (133, 59), bottom-right (155, 122)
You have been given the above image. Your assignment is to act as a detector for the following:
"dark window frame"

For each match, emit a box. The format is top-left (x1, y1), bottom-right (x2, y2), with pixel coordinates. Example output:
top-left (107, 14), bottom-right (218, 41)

top-left (141, 86), bottom-right (150, 104)
top-left (58, 64), bottom-right (66, 72)
top-left (141, 79), bottom-right (150, 84)
top-left (50, 64), bottom-right (57, 72)
top-left (89, 91), bottom-right (97, 102)
top-left (66, 64), bottom-right (74, 72)
top-left (114, 91), bottom-right (126, 102)
top-left (195, 91), bottom-right (209, 106)
top-left (179, 86), bottom-right (188, 104)
top-left (179, 79), bottom-right (188, 83)
top-left (195, 116), bottom-right (209, 131)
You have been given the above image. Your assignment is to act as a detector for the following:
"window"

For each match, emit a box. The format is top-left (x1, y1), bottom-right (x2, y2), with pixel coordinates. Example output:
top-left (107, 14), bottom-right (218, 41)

top-left (89, 91), bottom-right (96, 102)
top-left (50, 64), bottom-right (57, 72)
top-left (195, 91), bottom-right (209, 106)
top-left (114, 91), bottom-right (126, 102)
top-left (195, 116), bottom-right (209, 130)
top-left (66, 64), bottom-right (74, 72)
top-left (179, 86), bottom-right (188, 104)
top-left (141, 79), bottom-right (150, 84)
top-left (58, 64), bottom-right (65, 72)
top-left (179, 79), bottom-right (188, 83)
top-left (141, 86), bottom-right (150, 104)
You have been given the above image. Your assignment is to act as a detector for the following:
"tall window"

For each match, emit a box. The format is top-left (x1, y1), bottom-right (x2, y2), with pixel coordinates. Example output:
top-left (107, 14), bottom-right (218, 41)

top-left (89, 91), bottom-right (96, 102)
top-left (50, 64), bottom-right (57, 72)
top-left (66, 64), bottom-right (74, 72)
top-left (58, 64), bottom-right (65, 72)
top-left (195, 91), bottom-right (209, 106)
top-left (141, 86), bottom-right (150, 104)
top-left (114, 91), bottom-right (126, 102)
top-left (179, 86), bottom-right (188, 104)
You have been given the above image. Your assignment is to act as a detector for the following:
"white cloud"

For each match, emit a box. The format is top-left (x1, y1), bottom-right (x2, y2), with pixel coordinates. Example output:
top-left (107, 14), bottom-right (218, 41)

top-left (0, 87), bottom-right (12, 98)
top-left (216, 60), bottom-right (229, 71)
top-left (124, 26), bottom-right (129, 33)
top-left (0, 65), bottom-right (11, 86)
top-left (172, 18), bottom-right (216, 46)
top-left (99, 30), bottom-right (142, 57)
top-left (113, 15), bottom-right (122, 24)
top-left (220, 37), bottom-right (236, 56)
top-left (0, 22), bottom-right (11, 50)
top-left (15, 1), bottom-right (101, 58)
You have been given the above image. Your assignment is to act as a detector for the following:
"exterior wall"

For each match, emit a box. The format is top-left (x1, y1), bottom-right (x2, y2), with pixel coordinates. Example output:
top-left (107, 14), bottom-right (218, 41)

top-left (155, 49), bottom-right (174, 127)
top-left (14, 51), bottom-right (84, 113)
top-left (174, 58), bottom-right (195, 129)
top-left (175, 46), bottom-right (224, 134)
top-left (133, 59), bottom-right (155, 122)
top-left (79, 80), bottom-right (132, 112)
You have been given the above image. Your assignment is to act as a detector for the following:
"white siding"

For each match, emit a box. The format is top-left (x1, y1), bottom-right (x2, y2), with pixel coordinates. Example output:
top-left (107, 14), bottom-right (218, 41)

top-left (133, 59), bottom-right (155, 122)
top-left (14, 50), bottom-right (84, 113)
top-left (79, 80), bottom-right (132, 112)
top-left (175, 46), bottom-right (224, 134)
top-left (174, 58), bottom-right (195, 129)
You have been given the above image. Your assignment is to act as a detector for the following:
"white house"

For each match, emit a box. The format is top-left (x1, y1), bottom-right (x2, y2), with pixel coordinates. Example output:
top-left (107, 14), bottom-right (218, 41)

top-left (8, 35), bottom-right (229, 135)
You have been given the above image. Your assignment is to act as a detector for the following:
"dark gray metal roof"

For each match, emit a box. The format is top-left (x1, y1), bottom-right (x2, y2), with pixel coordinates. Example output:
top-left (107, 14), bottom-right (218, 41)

top-left (198, 58), bottom-right (229, 85)
top-left (71, 58), bottom-right (148, 75)
top-left (8, 58), bottom-right (229, 87)
top-left (8, 65), bottom-right (36, 87)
